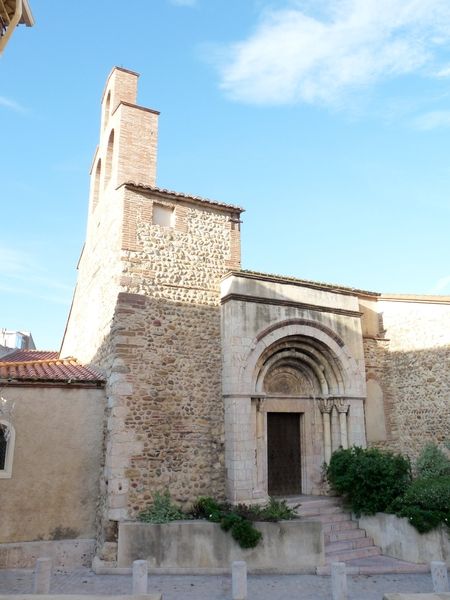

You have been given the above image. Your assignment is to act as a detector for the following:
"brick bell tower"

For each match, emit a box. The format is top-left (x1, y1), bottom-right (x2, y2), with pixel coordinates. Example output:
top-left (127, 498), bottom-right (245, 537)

top-left (89, 67), bottom-right (159, 214)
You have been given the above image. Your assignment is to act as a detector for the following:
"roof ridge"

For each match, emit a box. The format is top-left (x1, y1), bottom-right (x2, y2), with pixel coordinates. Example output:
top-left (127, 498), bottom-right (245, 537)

top-left (0, 357), bottom-right (71, 366)
top-left (123, 182), bottom-right (245, 212)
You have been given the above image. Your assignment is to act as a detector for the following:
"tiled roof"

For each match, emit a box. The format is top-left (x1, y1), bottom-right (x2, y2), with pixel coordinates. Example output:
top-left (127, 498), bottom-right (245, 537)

top-left (123, 182), bottom-right (245, 213)
top-left (0, 354), bottom-right (105, 386)
top-left (1, 350), bottom-right (59, 362)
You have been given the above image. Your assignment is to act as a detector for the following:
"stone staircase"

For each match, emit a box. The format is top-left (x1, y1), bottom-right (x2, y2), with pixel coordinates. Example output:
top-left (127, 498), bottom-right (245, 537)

top-left (290, 496), bottom-right (380, 571)
top-left (286, 495), bottom-right (429, 575)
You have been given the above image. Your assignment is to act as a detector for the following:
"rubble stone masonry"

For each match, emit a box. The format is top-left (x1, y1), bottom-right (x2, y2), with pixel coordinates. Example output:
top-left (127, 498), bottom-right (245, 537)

top-left (105, 186), bottom-right (242, 516)
top-left (363, 298), bottom-right (450, 460)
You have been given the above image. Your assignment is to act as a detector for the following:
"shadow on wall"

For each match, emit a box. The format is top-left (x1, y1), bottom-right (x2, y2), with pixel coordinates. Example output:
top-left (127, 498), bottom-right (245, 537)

top-left (87, 292), bottom-right (227, 549)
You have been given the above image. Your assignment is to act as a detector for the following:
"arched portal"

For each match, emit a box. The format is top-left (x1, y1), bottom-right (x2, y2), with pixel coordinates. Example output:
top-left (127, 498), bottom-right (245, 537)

top-left (254, 334), bottom-right (349, 496)
top-left (223, 319), bottom-right (367, 503)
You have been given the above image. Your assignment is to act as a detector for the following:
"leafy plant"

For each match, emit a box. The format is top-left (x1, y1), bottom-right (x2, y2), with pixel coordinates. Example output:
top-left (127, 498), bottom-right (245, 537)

top-left (389, 476), bottom-right (450, 533)
top-left (190, 496), bottom-right (224, 522)
top-left (189, 497), bottom-right (262, 549)
top-left (139, 494), bottom-right (297, 550)
top-left (229, 518), bottom-right (262, 548)
top-left (258, 497), bottom-right (298, 522)
top-left (138, 490), bottom-right (185, 524)
top-left (415, 443), bottom-right (450, 479)
top-left (326, 446), bottom-right (411, 516)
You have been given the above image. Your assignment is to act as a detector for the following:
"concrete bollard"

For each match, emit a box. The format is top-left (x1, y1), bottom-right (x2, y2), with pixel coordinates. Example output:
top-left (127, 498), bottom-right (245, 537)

top-left (33, 557), bottom-right (52, 594)
top-left (431, 561), bottom-right (449, 593)
top-left (132, 559), bottom-right (148, 595)
top-left (331, 562), bottom-right (347, 600)
top-left (232, 560), bottom-right (247, 600)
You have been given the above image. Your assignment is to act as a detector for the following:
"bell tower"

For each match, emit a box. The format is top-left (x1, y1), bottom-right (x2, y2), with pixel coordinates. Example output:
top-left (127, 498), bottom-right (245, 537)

top-left (89, 67), bottom-right (159, 214)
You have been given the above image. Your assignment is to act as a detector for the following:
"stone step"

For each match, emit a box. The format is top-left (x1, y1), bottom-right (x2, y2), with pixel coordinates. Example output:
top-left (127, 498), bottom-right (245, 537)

top-left (325, 536), bottom-right (374, 553)
top-left (322, 519), bottom-right (359, 533)
top-left (326, 545), bottom-right (381, 562)
top-left (289, 497), bottom-right (341, 510)
top-left (303, 512), bottom-right (351, 524)
top-left (297, 504), bottom-right (344, 517)
top-left (325, 528), bottom-right (367, 543)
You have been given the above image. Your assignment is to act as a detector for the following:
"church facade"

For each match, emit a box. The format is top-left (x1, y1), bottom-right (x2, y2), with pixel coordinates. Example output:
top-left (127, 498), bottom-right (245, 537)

top-left (58, 67), bottom-right (450, 559)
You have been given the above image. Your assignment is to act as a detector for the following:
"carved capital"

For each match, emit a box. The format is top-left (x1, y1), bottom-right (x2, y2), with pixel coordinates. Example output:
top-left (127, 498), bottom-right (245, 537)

top-left (334, 398), bottom-right (350, 414)
top-left (318, 398), bottom-right (334, 414)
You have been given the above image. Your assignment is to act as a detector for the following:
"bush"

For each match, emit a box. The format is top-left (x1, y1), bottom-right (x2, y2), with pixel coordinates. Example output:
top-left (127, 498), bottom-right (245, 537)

top-left (138, 491), bottom-right (185, 524)
top-left (190, 496), bottom-right (224, 522)
top-left (229, 519), bottom-right (262, 548)
top-left (188, 495), bottom-right (297, 549)
top-left (389, 476), bottom-right (450, 533)
top-left (415, 443), bottom-right (450, 479)
top-left (326, 446), bottom-right (411, 516)
top-left (189, 496), bottom-right (262, 549)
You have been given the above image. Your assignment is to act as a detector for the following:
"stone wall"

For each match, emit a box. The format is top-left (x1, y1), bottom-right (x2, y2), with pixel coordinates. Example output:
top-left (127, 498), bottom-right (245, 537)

top-left (118, 520), bottom-right (324, 573)
top-left (101, 187), bottom-right (241, 518)
top-left (361, 297), bottom-right (450, 459)
top-left (379, 298), bottom-right (450, 460)
top-left (109, 293), bottom-right (225, 514)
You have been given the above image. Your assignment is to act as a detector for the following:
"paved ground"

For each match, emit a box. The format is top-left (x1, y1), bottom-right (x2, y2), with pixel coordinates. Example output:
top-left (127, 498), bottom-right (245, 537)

top-left (0, 568), bottom-right (440, 599)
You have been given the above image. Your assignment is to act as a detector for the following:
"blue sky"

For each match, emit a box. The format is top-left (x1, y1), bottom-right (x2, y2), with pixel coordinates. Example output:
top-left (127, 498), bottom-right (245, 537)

top-left (2, 0), bottom-right (450, 351)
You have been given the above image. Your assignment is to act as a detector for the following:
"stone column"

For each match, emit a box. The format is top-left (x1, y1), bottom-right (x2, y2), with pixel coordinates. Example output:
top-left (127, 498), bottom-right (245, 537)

top-left (319, 398), bottom-right (334, 464)
top-left (224, 396), bottom-right (256, 503)
top-left (335, 399), bottom-right (350, 449)
top-left (254, 398), bottom-right (266, 497)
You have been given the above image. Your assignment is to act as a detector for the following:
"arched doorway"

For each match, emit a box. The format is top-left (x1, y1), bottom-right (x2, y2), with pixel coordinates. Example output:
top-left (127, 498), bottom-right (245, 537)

top-left (255, 334), bottom-right (345, 496)
top-left (223, 317), bottom-right (367, 503)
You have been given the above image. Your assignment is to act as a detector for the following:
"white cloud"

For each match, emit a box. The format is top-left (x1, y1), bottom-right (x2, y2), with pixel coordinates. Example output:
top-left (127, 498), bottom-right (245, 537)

top-left (413, 110), bottom-right (450, 130)
top-left (429, 275), bottom-right (450, 294)
top-left (169, 0), bottom-right (197, 6)
top-left (216, 0), bottom-right (450, 106)
top-left (435, 65), bottom-right (450, 78)
top-left (0, 96), bottom-right (27, 113)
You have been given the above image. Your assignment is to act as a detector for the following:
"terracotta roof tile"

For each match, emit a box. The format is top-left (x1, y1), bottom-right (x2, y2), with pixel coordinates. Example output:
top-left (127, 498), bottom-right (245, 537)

top-left (2, 350), bottom-right (59, 362)
top-left (0, 355), bottom-right (105, 385)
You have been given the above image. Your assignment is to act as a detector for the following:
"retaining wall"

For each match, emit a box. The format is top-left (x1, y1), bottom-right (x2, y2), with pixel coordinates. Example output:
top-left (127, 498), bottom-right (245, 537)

top-left (118, 520), bottom-right (324, 573)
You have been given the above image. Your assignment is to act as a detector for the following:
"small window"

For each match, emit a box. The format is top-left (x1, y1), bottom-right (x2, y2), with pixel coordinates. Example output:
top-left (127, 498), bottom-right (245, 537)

top-left (0, 421), bottom-right (15, 479)
top-left (152, 204), bottom-right (174, 228)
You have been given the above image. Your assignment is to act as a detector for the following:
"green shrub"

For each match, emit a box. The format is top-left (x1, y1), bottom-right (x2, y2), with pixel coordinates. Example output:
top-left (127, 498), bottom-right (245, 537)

top-left (138, 491), bottom-right (185, 524)
top-left (190, 496), bottom-right (224, 522)
top-left (230, 519), bottom-right (262, 549)
top-left (326, 446), bottom-right (411, 516)
top-left (389, 476), bottom-right (450, 533)
top-left (220, 511), bottom-right (243, 531)
top-left (415, 443), bottom-right (450, 479)
top-left (189, 496), bottom-right (262, 549)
